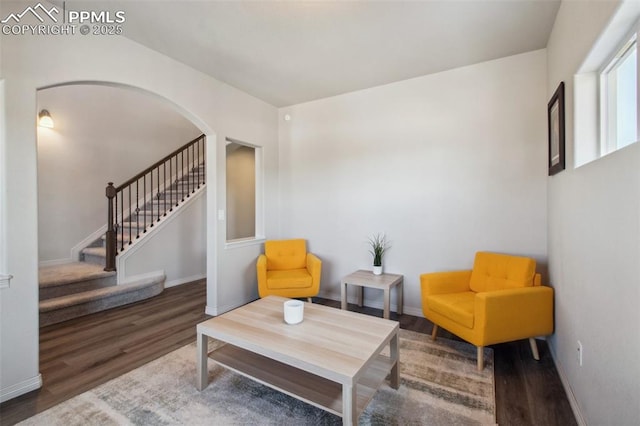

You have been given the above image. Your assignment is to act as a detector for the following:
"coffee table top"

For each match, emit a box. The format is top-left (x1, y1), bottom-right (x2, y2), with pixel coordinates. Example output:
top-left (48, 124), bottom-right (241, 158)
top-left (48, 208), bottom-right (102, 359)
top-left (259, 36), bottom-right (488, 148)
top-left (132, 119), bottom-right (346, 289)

top-left (198, 296), bottom-right (398, 385)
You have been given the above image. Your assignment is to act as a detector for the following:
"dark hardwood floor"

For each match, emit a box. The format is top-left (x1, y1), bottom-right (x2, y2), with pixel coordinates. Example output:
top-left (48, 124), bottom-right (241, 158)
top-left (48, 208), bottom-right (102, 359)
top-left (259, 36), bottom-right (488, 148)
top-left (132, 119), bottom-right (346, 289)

top-left (0, 280), bottom-right (577, 425)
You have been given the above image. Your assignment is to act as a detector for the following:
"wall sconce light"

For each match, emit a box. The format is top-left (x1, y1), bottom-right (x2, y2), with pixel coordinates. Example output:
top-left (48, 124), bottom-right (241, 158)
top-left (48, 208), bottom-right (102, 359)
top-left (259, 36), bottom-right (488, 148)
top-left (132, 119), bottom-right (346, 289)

top-left (38, 109), bottom-right (54, 128)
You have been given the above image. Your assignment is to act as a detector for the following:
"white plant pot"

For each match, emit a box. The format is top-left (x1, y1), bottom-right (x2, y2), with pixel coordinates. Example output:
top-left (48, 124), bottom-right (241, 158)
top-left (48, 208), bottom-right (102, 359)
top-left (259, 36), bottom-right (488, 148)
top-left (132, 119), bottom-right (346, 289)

top-left (283, 300), bottom-right (304, 324)
top-left (373, 265), bottom-right (383, 275)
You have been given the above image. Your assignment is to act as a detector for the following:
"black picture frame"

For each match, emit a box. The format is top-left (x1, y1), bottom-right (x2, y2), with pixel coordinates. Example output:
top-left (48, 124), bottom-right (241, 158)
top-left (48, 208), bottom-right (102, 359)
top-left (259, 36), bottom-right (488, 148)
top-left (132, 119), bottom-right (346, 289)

top-left (548, 82), bottom-right (565, 176)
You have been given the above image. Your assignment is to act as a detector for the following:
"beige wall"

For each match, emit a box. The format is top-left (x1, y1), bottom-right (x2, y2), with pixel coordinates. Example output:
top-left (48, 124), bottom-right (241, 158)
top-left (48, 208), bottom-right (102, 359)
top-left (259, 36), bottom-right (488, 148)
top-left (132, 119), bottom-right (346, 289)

top-left (279, 50), bottom-right (548, 315)
top-left (546, 1), bottom-right (640, 424)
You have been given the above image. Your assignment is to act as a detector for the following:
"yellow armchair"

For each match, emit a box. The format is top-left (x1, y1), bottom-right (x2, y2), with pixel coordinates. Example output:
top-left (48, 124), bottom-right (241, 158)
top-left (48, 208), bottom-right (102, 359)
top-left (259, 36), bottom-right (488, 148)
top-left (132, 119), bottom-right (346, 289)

top-left (421, 252), bottom-right (554, 370)
top-left (257, 239), bottom-right (322, 301)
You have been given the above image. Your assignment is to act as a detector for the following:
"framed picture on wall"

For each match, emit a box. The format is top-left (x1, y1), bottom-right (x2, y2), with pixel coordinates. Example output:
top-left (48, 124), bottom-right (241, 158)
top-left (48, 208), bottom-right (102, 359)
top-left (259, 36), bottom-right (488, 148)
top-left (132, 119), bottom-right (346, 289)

top-left (548, 81), bottom-right (565, 176)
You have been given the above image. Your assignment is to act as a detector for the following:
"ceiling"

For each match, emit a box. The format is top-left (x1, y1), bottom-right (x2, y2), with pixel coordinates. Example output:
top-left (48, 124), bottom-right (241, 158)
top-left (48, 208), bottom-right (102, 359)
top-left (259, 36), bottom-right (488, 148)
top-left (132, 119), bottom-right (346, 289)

top-left (97, 1), bottom-right (561, 107)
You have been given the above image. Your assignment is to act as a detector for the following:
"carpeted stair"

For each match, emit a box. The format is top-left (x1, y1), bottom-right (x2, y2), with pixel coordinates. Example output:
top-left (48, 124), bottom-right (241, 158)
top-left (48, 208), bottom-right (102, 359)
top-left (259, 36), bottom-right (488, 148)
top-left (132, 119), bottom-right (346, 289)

top-left (38, 162), bottom-right (204, 327)
top-left (38, 263), bottom-right (165, 327)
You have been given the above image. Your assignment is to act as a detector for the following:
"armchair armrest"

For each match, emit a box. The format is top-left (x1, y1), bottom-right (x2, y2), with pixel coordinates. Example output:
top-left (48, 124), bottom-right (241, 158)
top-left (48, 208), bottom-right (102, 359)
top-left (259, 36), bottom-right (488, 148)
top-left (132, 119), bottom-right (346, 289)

top-left (306, 253), bottom-right (322, 288)
top-left (420, 270), bottom-right (472, 295)
top-left (256, 254), bottom-right (267, 298)
top-left (475, 286), bottom-right (554, 345)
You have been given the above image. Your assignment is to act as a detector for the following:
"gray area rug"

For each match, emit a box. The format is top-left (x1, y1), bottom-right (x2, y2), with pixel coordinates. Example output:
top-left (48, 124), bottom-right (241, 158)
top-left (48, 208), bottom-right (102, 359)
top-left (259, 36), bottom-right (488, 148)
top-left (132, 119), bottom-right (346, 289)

top-left (20, 329), bottom-right (495, 425)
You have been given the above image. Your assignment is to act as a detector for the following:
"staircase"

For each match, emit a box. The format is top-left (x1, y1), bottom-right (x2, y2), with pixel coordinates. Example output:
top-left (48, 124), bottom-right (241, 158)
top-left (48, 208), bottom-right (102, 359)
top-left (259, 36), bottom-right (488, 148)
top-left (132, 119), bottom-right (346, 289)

top-left (39, 135), bottom-right (206, 327)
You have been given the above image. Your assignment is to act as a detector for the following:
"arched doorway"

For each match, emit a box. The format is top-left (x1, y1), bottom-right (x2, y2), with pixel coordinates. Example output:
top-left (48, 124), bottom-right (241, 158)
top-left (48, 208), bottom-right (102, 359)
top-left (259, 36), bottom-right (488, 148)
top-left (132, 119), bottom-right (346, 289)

top-left (36, 82), bottom-right (208, 325)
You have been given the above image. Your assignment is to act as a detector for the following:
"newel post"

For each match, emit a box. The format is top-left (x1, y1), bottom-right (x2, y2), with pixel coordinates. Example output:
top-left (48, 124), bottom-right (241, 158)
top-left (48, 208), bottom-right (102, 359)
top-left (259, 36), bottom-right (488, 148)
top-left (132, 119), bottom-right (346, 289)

top-left (105, 182), bottom-right (117, 272)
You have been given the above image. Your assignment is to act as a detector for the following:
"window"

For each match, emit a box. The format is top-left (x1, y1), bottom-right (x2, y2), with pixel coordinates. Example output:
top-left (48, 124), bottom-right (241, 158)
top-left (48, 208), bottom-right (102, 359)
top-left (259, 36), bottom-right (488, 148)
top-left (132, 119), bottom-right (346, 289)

top-left (600, 32), bottom-right (638, 155)
top-left (225, 139), bottom-right (262, 242)
top-left (226, 140), bottom-right (255, 241)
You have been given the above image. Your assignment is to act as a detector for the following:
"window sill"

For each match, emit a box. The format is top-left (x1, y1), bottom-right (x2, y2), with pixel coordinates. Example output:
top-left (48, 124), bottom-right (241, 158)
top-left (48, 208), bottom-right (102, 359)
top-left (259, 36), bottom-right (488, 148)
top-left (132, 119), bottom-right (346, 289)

top-left (225, 236), bottom-right (266, 250)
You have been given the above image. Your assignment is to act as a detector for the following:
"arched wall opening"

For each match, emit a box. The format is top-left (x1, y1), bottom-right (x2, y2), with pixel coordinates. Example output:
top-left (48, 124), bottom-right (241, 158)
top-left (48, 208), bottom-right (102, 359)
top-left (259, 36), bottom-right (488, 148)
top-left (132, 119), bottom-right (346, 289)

top-left (1, 31), bottom-right (278, 403)
top-left (37, 82), bottom-right (205, 269)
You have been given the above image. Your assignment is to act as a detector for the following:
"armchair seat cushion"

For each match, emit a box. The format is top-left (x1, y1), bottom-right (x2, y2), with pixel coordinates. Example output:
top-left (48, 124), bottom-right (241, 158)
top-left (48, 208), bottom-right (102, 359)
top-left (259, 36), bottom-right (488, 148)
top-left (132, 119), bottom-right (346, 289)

top-left (427, 292), bottom-right (475, 329)
top-left (266, 269), bottom-right (313, 289)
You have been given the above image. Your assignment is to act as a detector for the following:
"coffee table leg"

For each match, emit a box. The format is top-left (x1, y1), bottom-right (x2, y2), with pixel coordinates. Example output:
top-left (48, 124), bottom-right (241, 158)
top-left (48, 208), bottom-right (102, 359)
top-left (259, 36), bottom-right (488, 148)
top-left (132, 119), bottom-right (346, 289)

top-left (342, 383), bottom-right (357, 425)
top-left (357, 286), bottom-right (364, 307)
top-left (390, 332), bottom-right (400, 389)
top-left (196, 331), bottom-right (208, 391)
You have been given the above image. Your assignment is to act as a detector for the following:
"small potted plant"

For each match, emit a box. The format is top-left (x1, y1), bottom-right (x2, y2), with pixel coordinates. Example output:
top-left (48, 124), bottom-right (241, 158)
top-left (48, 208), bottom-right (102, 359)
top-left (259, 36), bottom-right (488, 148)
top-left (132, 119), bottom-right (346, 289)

top-left (368, 233), bottom-right (389, 275)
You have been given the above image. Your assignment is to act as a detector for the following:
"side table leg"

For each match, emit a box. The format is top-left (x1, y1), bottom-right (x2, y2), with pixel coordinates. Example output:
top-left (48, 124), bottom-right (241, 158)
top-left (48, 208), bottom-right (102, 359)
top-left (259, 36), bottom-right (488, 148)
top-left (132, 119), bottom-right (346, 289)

top-left (357, 286), bottom-right (364, 307)
top-left (383, 288), bottom-right (390, 319)
top-left (397, 279), bottom-right (404, 316)
top-left (341, 282), bottom-right (347, 310)
top-left (196, 331), bottom-right (208, 391)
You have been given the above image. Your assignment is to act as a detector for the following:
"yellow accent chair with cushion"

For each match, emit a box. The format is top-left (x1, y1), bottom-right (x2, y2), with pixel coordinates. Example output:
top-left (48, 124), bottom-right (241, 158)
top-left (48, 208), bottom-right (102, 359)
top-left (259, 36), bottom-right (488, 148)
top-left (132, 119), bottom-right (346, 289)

top-left (257, 239), bottom-right (322, 302)
top-left (420, 251), bottom-right (554, 370)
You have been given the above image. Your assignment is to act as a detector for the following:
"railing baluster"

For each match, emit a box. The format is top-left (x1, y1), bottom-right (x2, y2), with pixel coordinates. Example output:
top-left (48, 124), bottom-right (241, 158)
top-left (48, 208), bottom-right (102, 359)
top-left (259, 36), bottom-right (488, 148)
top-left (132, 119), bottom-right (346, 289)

top-left (156, 166), bottom-right (161, 222)
top-left (105, 134), bottom-right (205, 271)
top-left (119, 191), bottom-right (124, 252)
top-left (181, 150), bottom-right (185, 201)
top-left (105, 183), bottom-right (116, 272)
top-left (150, 168), bottom-right (154, 227)
top-left (202, 137), bottom-right (205, 184)
top-left (192, 142), bottom-right (195, 191)
top-left (163, 161), bottom-right (167, 216)
top-left (136, 180), bottom-right (140, 239)
top-left (128, 185), bottom-right (132, 245)
top-left (143, 173), bottom-right (147, 232)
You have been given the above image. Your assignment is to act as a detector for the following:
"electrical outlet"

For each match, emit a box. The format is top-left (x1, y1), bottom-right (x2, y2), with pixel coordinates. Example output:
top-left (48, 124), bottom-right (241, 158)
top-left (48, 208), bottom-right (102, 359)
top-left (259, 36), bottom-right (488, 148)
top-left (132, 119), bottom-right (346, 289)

top-left (577, 340), bottom-right (583, 366)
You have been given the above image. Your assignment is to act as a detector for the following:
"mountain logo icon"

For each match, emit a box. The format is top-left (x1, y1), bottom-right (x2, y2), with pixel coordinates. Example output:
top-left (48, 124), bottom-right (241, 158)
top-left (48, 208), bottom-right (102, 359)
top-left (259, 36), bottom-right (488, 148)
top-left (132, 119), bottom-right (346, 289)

top-left (1, 3), bottom-right (59, 24)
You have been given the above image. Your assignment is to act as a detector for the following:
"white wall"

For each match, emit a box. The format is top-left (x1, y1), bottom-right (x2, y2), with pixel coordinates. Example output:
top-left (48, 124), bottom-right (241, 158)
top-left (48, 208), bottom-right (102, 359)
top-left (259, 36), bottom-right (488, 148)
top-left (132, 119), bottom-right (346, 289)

top-left (546, 1), bottom-right (640, 424)
top-left (0, 17), bottom-right (278, 401)
top-left (37, 84), bottom-right (201, 263)
top-left (121, 189), bottom-right (206, 287)
top-left (279, 50), bottom-right (548, 315)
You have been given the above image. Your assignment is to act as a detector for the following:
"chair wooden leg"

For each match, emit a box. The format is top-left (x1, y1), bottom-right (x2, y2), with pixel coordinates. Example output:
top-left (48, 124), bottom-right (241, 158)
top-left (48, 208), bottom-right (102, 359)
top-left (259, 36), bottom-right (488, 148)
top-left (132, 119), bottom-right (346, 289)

top-left (431, 325), bottom-right (438, 341)
top-left (477, 346), bottom-right (484, 371)
top-left (529, 337), bottom-right (540, 360)
top-left (307, 297), bottom-right (313, 303)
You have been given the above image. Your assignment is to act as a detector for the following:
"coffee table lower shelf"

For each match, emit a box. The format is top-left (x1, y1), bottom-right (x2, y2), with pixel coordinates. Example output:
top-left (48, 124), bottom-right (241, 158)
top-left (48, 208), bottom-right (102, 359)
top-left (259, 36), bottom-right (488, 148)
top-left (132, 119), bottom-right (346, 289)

top-left (208, 344), bottom-right (394, 419)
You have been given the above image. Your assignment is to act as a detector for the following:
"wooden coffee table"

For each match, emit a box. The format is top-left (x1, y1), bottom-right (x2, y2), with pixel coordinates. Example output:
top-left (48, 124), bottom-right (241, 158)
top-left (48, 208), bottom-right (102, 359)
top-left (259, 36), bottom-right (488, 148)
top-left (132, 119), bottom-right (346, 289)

top-left (196, 296), bottom-right (399, 425)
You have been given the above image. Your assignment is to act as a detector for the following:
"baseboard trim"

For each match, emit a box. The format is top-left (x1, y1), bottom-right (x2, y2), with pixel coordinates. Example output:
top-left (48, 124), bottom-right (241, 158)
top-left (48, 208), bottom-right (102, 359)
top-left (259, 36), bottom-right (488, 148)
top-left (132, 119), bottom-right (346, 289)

top-left (70, 224), bottom-right (107, 262)
top-left (317, 290), bottom-right (422, 317)
top-left (548, 342), bottom-right (587, 426)
top-left (165, 274), bottom-right (206, 288)
top-left (0, 374), bottom-right (42, 403)
top-left (119, 270), bottom-right (166, 286)
top-left (205, 296), bottom-right (254, 317)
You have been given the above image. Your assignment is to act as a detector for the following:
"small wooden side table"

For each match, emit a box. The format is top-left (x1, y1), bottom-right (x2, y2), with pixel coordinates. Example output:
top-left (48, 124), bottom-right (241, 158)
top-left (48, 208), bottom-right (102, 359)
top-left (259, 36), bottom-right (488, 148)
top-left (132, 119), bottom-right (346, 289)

top-left (340, 270), bottom-right (403, 319)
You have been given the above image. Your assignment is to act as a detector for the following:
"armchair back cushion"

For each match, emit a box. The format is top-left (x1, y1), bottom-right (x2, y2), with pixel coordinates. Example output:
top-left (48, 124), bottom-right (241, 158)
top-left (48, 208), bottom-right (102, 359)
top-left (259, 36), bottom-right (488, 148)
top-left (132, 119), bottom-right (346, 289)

top-left (469, 251), bottom-right (536, 293)
top-left (265, 239), bottom-right (307, 271)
